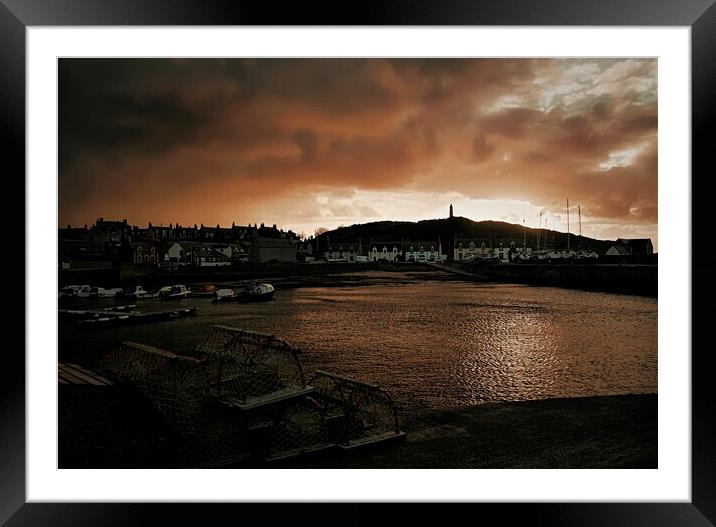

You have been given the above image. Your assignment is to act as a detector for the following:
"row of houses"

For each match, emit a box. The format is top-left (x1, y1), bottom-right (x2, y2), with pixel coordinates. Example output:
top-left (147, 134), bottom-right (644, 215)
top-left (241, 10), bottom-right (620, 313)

top-left (160, 237), bottom-right (302, 266)
top-left (140, 237), bottom-right (302, 267)
top-left (59, 217), bottom-right (653, 269)
top-left (326, 241), bottom-right (447, 263)
top-left (328, 236), bottom-right (653, 264)
top-left (59, 237), bottom-right (303, 270)
top-left (326, 239), bottom-right (511, 263)
top-left (59, 218), bottom-right (308, 269)
top-left (454, 240), bottom-right (511, 261)
top-left (59, 218), bottom-right (303, 247)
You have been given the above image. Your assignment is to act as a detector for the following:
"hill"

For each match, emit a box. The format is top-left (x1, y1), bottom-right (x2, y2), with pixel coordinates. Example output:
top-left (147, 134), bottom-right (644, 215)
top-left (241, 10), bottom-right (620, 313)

top-left (315, 216), bottom-right (614, 254)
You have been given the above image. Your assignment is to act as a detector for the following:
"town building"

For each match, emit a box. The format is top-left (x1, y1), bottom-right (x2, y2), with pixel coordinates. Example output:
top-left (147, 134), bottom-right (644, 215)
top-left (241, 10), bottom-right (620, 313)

top-left (130, 241), bottom-right (159, 265)
top-left (249, 237), bottom-right (297, 263)
top-left (91, 218), bottom-right (130, 244)
top-left (190, 244), bottom-right (232, 267)
top-left (606, 238), bottom-right (654, 256)
top-left (327, 242), bottom-right (364, 262)
top-left (454, 239), bottom-right (493, 261)
top-left (58, 239), bottom-right (112, 270)
top-left (163, 241), bottom-right (236, 266)
top-left (163, 242), bottom-right (196, 265)
top-left (404, 241), bottom-right (445, 263)
top-left (369, 243), bottom-right (402, 262)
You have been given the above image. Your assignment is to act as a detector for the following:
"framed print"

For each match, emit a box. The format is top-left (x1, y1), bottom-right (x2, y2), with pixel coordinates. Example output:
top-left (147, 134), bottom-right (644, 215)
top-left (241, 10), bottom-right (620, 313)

top-left (3, 0), bottom-right (712, 524)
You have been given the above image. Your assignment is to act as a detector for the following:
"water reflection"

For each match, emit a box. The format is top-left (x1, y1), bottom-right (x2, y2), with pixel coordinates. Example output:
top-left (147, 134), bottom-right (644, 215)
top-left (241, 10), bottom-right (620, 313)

top-left (59, 279), bottom-right (657, 411)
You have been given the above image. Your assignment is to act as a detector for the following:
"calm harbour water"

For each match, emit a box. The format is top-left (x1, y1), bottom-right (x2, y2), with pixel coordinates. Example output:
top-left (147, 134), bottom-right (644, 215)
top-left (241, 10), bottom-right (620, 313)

top-left (59, 275), bottom-right (657, 412)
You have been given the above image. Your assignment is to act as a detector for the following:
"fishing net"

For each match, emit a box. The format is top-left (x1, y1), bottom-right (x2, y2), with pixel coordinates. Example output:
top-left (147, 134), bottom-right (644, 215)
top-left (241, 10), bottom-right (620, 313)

top-left (97, 342), bottom-right (249, 468)
top-left (58, 363), bottom-right (174, 468)
top-left (86, 328), bottom-right (404, 466)
top-left (243, 397), bottom-right (334, 460)
top-left (309, 370), bottom-right (404, 447)
top-left (197, 325), bottom-right (306, 406)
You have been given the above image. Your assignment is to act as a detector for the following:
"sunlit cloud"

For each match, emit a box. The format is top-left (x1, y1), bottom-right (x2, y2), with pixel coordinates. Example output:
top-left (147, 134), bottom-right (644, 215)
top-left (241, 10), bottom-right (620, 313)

top-left (59, 58), bottom-right (657, 249)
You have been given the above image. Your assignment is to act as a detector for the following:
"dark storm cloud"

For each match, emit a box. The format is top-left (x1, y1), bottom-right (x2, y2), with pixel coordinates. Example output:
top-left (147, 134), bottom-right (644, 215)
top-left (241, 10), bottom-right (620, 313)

top-left (59, 59), bottom-right (217, 170)
top-left (59, 58), bottom-right (657, 230)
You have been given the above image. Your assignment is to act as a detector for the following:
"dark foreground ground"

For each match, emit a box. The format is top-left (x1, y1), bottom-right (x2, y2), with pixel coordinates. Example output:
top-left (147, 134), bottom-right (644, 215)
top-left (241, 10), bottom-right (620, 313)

top-left (258, 394), bottom-right (657, 469)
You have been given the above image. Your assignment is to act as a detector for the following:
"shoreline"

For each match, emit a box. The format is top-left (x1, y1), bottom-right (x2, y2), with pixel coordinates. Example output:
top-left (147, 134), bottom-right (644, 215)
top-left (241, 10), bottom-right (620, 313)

top-left (60, 261), bottom-right (657, 297)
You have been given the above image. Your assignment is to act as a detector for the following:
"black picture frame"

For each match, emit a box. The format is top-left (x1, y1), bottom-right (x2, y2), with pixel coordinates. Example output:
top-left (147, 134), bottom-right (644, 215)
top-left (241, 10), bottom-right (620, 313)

top-left (2, 1), bottom-right (711, 524)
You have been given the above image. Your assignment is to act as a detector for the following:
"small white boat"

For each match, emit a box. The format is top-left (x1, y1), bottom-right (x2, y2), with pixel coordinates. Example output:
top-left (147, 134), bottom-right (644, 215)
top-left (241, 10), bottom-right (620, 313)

top-left (212, 283), bottom-right (275, 302)
top-left (89, 287), bottom-right (123, 298)
top-left (117, 285), bottom-right (154, 299)
top-left (240, 282), bottom-right (275, 302)
top-left (59, 284), bottom-right (91, 298)
top-left (160, 284), bottom-right (191, 300)
top-left (212, 288), bottom-right (237, 303)
top-left (575, 251), bottom-right (598, 260)
top-left (59, 285), bottom-right (81, 298)
top-left (157, 285), bottom-right (172, 297)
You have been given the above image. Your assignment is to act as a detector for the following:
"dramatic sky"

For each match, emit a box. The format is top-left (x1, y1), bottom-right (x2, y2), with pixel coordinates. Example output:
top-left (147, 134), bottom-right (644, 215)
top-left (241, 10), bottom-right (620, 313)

top-left (59, 58), bottom-right (657, 246)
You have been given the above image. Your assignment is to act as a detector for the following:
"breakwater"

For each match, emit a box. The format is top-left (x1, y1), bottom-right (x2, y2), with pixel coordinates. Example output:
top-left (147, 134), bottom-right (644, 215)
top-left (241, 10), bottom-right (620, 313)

top-left (471, 263), bottom-right (657, 296)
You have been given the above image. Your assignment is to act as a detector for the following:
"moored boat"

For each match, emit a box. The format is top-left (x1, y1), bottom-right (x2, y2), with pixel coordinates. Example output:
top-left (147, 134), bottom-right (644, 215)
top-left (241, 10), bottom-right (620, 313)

top-left (239, 282), bottom-right (275, 301)
top-left (59, 284), bottom-right (91, 298)
top-left (116, 285), bottom-right (155, 299)
top-left (212, 288), bottom-right (237, 303)
top-left (212, 282), bottom-right (275, 302)
top-left (160, 284), bottom-right (192, 300)
top-left (89, 287), bottom-right (123, 298)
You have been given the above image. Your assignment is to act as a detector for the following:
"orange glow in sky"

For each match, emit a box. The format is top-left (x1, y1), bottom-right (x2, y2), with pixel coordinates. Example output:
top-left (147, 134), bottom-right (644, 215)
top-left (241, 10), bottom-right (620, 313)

top-left (59, 58), bottom-right (657, 247)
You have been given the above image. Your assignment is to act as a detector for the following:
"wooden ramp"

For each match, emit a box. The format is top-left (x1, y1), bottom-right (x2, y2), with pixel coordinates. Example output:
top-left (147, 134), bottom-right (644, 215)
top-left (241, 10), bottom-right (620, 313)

top-left (59, 363), bottom-right (114, 386)
top-left (218, 386), bottom-right (316, 412)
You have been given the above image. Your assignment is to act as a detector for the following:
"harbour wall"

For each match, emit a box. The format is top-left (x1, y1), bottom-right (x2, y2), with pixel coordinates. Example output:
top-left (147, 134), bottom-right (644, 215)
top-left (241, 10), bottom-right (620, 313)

top-left (58, 261), bottom-right (658, 296)
top-left (471, 263), bottom-right (657, 296)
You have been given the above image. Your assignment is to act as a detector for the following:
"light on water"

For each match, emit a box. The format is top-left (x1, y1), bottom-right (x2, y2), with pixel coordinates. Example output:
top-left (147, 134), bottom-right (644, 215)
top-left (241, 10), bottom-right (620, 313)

top-left (59, 278), bottom-right (657, 412)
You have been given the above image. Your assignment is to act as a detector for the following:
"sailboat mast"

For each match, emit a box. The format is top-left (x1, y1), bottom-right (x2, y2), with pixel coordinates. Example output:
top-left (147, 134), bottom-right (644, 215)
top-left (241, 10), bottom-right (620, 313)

top-left (523, 214), bottom-right (526, 252)
top-left (537, 212), bottom-right (542, 251)
top-left (578, 205), bottom-right (582, 248)
top-left (566, 198), bottom-right (570, 250)
top-left (545, 218), bottom-right (548, 250)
